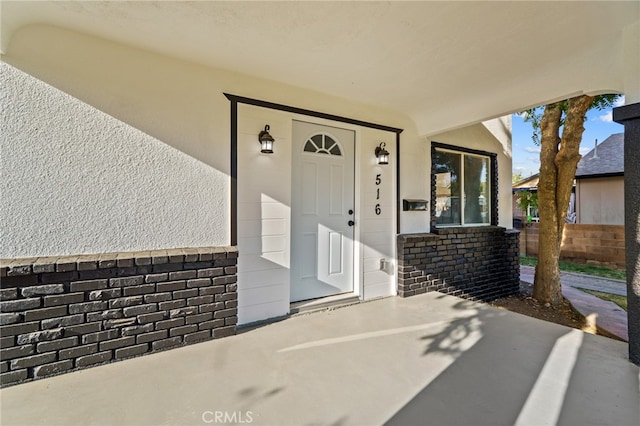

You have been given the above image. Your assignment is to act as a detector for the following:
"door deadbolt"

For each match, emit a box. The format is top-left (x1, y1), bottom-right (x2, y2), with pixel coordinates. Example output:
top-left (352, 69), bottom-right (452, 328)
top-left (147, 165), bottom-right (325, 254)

top-left (348, 209), bottom-right (354, 215)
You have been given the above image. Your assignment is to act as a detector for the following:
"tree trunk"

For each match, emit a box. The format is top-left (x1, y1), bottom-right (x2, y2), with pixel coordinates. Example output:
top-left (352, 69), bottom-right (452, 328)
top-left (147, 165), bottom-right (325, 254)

top-left (533, 101), bottom-right (563, 304)
top-left (533, 95), bottom-right (593, 305)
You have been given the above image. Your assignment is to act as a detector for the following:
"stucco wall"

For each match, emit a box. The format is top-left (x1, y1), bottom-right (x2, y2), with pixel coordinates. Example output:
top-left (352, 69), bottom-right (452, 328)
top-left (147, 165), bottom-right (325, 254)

top-left (576, 177), bottom-right (625, 225)
top-left (0, 62), bottom-right (228, 258)
top-left (1, 24), bottom-right (512, 260)
top-left (1, 25), bottom-right (416, 259)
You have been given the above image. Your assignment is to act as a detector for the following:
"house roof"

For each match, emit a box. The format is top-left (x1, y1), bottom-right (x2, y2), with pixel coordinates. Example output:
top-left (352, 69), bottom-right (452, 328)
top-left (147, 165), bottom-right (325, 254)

top-left (2, 2), bottom-right (638, 136)
top-left (512, 174), bottom-right (540, 192)
top-left (575, 133), bottom-right (624, 178)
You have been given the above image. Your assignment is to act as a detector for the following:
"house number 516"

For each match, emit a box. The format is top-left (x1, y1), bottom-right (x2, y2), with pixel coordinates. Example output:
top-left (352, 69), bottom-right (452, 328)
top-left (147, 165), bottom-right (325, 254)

top-left (375, 174), bottom-right (381, 215)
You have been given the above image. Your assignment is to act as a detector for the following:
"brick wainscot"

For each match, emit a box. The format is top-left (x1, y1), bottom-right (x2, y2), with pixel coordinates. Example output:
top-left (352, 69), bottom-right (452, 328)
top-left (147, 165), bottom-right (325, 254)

top-left (397, 227), bottom-right (520, 301)
top-left (0, 247), bottom-right (237, 387)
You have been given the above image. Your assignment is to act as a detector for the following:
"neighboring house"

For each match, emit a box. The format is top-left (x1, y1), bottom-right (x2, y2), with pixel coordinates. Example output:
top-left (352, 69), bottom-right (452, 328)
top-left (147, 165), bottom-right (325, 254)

top-left (511, 134), bottom-right (624, 226)
top-left (512, 174), bottom-right (540, 224)
top-left (1, 2), bottom-right (638, 385)
top-left (512, 172), bottom-right (581, 225)
top-left (575, 133), bottom-right (625, 225)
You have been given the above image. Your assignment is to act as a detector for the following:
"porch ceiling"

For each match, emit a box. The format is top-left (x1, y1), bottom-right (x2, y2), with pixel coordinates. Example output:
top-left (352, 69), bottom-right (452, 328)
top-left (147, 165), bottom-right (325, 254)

top-left (2, 1), bottom-right (638, 135)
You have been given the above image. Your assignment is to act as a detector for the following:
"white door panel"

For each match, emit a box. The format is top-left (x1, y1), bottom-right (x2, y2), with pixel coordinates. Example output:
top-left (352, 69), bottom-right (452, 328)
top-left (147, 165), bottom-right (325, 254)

top-left (328, 232), bottom-right (343, 275)
top-left (291, 121), bottom-right (355, 302)
top-left (300, 232), bottom-right (317, 279)
top-left (330, 164), bottom-right (344, 215)
top-left (302, 162), bottom-right (318, 215)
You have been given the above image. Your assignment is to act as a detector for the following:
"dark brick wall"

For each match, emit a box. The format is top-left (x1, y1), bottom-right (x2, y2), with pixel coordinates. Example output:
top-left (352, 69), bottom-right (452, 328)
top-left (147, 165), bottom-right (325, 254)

top-left (0, 247), bottom-right (238, 387)
top-left (397, 227), bottom-right (519, 301)
top-left (613, 101), bottom-right (640, 365)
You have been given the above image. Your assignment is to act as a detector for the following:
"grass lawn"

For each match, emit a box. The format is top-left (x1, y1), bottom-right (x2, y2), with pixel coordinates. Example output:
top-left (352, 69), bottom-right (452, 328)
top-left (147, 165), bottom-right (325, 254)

top-left (578, 288), bottom-right (628, 311)
top-left (520, 255), bottom-right (626, 280)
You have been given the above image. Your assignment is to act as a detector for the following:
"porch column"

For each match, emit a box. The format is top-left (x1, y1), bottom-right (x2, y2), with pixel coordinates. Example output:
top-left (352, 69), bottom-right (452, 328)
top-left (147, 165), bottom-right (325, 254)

top-left (613, 102), bottom-right (640, 365)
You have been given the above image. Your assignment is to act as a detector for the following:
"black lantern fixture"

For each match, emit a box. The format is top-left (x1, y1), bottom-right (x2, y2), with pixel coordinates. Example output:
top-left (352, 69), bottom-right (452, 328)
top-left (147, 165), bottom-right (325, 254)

top-left (258, 125), bottom-right (274, 154)
top-left (375, 142), bottom-right (389, 165)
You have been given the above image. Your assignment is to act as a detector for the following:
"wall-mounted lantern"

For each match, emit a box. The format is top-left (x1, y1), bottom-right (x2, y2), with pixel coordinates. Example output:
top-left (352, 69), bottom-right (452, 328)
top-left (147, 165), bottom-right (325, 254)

top-left (258, 125), bottom-right (274, 154)
top-left (375, 142), bottom-right (389, 165)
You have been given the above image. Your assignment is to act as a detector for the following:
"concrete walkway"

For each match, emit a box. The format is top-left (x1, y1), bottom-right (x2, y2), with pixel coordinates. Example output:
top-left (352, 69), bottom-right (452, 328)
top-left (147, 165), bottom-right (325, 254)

top-left (1, 292), bottom-right (638, 426)
top-left (520, 265), bottom-right (629, 341)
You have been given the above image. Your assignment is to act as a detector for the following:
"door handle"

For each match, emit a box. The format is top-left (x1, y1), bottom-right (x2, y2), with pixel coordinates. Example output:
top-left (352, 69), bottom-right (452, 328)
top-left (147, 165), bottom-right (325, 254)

top-left (348, 220), bottom-right (355, 226)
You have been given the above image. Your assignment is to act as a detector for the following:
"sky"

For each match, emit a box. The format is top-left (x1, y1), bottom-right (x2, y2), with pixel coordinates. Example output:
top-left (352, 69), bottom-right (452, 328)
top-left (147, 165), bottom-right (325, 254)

top-left (511, 96), bottom-right (626, 179)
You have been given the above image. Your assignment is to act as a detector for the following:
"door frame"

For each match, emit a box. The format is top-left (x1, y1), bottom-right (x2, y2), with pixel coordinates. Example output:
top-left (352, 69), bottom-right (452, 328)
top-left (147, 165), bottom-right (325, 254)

top-left (227, 94), bottom-right (402, 320)
top-left (225, 93), bottom-right (403, 246)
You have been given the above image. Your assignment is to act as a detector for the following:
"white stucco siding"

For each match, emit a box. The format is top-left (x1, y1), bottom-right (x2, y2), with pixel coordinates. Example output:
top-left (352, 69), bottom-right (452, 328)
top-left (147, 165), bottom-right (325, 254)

top-left (621, 21), bottom-right (640, 103)
top-left (1, 24), bottom-right (515, 323)
top-left (5, 24), bottom-right (413, 178)
top-left (0, 62), bottom-right (229, 258)
top-left (2, 25), bottom-right (414, 261)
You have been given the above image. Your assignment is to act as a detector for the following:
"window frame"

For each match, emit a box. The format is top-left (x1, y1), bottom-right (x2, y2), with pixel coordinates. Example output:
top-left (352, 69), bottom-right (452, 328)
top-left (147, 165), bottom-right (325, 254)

top-left (431, 142), bottom-right (498, 229)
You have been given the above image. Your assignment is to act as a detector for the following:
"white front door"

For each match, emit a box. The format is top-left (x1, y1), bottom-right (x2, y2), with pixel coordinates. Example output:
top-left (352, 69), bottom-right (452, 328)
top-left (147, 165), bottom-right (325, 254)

top-left (291, 121), bottom-right (355, 302)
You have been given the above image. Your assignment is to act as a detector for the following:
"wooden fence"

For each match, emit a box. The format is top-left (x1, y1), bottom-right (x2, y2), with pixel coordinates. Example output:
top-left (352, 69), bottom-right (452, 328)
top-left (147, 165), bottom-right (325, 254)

top-left (518, 223), bottom-right (625, 269)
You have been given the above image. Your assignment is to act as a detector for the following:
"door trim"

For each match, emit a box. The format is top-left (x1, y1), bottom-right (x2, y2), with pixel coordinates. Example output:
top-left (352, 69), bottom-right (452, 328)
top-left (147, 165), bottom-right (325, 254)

top-left (224, 93), bottom-right (403, 245)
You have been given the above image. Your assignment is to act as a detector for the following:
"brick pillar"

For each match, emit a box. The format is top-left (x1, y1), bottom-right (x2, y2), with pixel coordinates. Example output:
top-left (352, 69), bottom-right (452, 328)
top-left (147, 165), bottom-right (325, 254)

top-left (614, 102), bottom-right (640, 365)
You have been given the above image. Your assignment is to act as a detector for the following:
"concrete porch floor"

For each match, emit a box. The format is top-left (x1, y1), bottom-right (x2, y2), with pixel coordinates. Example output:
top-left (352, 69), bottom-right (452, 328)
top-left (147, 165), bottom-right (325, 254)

top-left (1, 292), bottom-right (638, 426)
